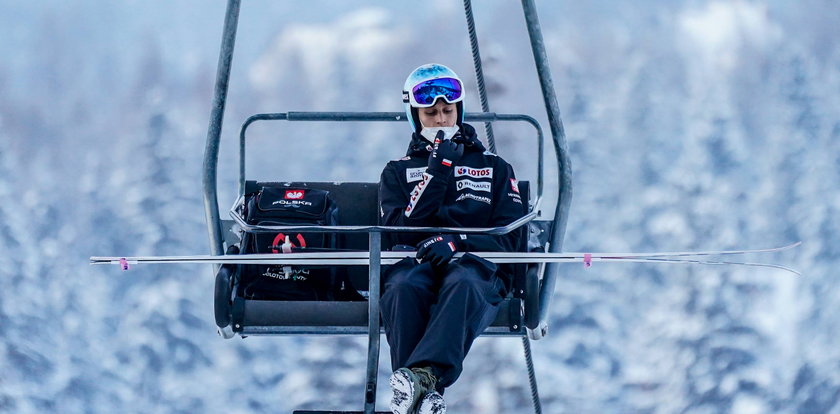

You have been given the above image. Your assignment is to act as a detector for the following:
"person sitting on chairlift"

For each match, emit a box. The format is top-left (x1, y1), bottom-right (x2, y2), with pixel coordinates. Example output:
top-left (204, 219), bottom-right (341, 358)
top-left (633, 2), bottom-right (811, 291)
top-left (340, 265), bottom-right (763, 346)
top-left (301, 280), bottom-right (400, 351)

top-left (379, 63), bottom-right (525, 414)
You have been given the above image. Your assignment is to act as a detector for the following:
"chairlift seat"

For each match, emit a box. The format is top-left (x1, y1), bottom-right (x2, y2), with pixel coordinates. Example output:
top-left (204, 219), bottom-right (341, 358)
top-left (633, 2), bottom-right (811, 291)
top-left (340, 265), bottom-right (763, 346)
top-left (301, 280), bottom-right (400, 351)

top-left (215, 180), bottom-right (538, 337)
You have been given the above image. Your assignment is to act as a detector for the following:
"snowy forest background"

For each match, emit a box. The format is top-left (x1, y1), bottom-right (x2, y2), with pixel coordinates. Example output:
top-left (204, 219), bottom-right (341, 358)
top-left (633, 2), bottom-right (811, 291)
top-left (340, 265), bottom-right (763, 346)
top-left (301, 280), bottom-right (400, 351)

top-left (1, 1), bottom-right (838, 413)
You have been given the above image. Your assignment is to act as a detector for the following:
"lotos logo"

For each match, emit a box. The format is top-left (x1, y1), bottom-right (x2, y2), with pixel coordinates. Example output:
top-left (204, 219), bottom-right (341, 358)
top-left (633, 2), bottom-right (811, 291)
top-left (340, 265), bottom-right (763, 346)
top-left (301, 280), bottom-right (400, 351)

top-left (284, 190), bottom-right (305, 199)
top-left (455, 167), bottom-right (493, 179)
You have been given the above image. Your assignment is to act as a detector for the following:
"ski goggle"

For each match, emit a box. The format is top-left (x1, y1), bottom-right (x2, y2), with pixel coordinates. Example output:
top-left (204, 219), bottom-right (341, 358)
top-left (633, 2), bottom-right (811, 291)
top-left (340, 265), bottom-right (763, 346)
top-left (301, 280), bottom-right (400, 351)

top-left (404, 77), bottom-right (464, 107)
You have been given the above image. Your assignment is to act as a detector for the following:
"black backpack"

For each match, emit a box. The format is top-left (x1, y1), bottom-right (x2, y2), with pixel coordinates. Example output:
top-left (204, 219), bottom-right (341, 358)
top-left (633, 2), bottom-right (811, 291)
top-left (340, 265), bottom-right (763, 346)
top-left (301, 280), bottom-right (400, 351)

top-left (238, 186), bottom-right (354, 301)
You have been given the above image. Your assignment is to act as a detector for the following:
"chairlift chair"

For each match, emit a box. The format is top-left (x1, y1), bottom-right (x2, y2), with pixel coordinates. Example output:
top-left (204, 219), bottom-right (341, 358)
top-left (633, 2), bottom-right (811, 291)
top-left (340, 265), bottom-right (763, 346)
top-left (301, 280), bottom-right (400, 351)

top-left (204, 1), bottom-right (572, 413)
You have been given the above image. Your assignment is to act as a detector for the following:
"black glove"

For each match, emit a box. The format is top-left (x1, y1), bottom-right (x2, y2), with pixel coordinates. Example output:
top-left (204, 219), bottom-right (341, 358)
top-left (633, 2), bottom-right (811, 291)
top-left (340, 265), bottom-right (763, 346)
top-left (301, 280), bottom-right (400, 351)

top-left (427, 131), bottom-right (464, 175)
top-left (416, 234), bottom-right (462, 267)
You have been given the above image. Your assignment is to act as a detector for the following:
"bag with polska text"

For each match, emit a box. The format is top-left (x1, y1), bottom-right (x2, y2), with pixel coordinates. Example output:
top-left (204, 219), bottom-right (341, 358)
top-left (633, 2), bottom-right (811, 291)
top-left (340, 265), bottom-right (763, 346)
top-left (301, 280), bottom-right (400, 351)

top-left (238, 186), bottom-right (350, 300)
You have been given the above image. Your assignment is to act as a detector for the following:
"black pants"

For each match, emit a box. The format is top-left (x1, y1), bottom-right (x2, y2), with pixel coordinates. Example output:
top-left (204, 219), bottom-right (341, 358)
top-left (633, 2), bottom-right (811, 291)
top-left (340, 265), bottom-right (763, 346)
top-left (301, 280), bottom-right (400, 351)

top-left (380, 253), bottom-right (506, 390)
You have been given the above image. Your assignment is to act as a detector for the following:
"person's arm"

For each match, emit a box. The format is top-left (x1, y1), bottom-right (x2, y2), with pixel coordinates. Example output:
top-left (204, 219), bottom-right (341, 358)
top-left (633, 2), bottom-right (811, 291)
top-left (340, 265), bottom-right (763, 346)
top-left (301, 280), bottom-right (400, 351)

top-left (378, 161), bottom-right (447, 227)
top-left (380, 135), bottom-right (463, 227)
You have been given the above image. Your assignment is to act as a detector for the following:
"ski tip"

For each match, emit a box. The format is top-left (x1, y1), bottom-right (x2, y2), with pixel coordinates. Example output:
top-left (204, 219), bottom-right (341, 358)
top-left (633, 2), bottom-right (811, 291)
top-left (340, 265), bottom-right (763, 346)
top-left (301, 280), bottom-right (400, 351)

top-left (782, 268), bottom-right (802, 277)
top-left (89, 256), bottom-right (110, 265)
top-left (778, 241), bottom-right (803, 251)
top-left (758, 262), bottom-right (802, 276)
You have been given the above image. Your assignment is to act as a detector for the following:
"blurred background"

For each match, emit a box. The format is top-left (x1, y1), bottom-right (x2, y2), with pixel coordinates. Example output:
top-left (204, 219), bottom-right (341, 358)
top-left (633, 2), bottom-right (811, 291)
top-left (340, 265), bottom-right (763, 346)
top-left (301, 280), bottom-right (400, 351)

top-left (1, 1), bottom-right (838, 413)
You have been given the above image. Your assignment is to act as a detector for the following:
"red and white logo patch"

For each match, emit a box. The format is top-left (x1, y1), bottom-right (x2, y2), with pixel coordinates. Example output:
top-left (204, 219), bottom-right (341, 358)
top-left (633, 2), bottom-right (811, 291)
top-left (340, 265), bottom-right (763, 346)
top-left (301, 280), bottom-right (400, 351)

top-left (455, 167), bottom-right (493, 179)
top-left (284, 190), bottom-right (305, 200)
top-left (510, 178), bottom-right (519, 193)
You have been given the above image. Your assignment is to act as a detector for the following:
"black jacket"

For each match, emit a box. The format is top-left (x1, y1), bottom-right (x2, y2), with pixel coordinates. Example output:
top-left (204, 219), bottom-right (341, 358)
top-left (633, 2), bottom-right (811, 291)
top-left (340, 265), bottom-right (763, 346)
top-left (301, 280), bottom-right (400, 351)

top-left (378, 124), bottom-right (525, 283)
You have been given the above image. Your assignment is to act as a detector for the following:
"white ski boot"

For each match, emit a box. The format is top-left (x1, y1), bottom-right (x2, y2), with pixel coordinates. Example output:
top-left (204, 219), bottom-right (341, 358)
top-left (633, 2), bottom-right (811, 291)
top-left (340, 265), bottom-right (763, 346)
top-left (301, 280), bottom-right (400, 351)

top-left (417, 390), bottom-right (446, 414)
top-left (389, 367), bottom-right (437, 414)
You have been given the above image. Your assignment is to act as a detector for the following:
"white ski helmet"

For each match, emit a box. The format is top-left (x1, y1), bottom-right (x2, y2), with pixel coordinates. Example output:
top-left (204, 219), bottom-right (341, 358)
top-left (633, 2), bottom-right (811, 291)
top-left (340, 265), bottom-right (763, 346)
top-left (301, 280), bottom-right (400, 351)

top-left (402, 63), bottom-right (465, 134)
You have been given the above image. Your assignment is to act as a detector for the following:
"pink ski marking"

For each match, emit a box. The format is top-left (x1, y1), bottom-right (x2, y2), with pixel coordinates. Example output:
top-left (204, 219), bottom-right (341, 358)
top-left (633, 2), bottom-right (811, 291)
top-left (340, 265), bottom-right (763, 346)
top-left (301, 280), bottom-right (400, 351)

top-left (119, 258), bottom-right (130, 271)
top-left (583, 253), bottom-right (592, 268)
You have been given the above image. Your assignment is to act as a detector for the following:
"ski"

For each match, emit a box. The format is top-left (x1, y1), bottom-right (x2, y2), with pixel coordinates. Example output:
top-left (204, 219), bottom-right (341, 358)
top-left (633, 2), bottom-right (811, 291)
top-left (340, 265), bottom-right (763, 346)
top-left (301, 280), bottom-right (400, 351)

top-left (557, 241), bottom-right (800, 258)
top-left (90, 242), bottom-right (801, 275)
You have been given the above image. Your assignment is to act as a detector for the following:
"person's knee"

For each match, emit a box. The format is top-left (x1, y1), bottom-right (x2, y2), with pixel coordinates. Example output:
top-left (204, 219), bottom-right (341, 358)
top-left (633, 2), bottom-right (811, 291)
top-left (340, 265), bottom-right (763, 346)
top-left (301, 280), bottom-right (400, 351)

top-left (384, 268), bottom-right (434, 296)
top-left (441, 268), bottom-right (486, 294)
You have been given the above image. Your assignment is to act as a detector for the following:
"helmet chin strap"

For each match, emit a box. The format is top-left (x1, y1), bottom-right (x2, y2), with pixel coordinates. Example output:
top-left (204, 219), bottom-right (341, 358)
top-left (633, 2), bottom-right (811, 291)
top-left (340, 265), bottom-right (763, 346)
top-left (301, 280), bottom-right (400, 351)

top-left (420, 126), bottom-right (459, 142)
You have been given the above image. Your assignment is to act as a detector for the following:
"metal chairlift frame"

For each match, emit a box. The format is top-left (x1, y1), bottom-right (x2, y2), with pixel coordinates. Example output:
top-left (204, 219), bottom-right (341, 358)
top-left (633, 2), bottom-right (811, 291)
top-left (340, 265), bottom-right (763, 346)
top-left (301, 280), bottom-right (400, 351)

top-left (202, 1), bottom-right (572, 412)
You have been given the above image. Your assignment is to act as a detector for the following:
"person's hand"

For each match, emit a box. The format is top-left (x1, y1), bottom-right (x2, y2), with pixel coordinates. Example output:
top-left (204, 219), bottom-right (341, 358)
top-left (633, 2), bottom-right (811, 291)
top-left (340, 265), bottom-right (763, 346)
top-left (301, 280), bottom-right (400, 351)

top-left (427, 131), bottom-right (464, 175)
top-left (416, 234), bottom-right (461, 267)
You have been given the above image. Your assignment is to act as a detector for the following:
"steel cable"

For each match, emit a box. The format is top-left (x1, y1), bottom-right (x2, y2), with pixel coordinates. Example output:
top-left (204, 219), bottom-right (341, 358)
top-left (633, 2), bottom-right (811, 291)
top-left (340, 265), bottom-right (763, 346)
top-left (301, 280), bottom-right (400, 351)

top-left (522, 336), bottom-right (543, 414)
top-left (463, 0), bottom-right (496, 153)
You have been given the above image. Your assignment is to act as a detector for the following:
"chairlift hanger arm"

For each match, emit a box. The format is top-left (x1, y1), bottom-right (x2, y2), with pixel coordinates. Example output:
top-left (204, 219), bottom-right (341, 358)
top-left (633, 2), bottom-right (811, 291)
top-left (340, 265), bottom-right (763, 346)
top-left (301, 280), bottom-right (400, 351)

top-left (520, 0), bottom-right (573, 340)
top-left (203, 0), bottom-right (241, 257)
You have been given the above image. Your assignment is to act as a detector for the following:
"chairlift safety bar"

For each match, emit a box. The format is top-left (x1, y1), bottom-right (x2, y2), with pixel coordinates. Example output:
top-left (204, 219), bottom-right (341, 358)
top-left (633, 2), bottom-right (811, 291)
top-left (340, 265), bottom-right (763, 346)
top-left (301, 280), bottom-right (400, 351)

top-left (228, 195), bottom-right (538, 235)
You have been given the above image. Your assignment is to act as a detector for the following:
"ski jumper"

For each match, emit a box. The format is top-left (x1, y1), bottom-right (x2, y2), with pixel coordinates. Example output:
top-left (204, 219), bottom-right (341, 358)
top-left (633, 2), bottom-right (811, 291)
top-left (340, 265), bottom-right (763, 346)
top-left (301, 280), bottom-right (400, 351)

top-left (378, 123), bottom-right (524, 390)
